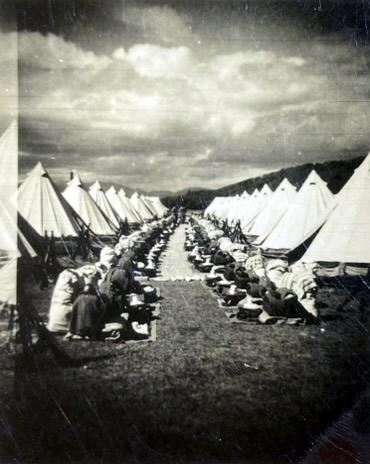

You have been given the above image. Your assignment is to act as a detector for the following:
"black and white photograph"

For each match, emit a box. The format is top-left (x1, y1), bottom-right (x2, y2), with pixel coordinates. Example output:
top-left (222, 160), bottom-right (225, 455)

top-left (0, 1), bottom-right (370, 463)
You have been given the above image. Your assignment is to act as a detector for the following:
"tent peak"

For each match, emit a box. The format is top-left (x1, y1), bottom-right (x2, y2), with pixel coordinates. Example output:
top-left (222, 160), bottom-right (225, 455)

top-left (69, 170), bottom-right (83, 187)
top-left (260, 184), bottom-right (272, 195)
top-left (106, 185), bottom-right (117, 194)
top-left (31, 161), bottom-right (48, 177)
top-left (305, 169), bottom-right (327, 186)
top-left (277, 178), bottom-right (296, 191)
top-left (90, 180), bottom-right (102, 191)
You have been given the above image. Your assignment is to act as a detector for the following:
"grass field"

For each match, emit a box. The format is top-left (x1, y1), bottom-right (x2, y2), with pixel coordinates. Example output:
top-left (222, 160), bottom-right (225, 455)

top-left (1, 280), bottom-right (369, 464)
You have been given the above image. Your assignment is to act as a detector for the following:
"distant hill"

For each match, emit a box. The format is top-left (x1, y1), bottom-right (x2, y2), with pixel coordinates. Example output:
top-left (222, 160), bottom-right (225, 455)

top-left (172, 187), bottom-right (211, 196)
top-left (162, 156), bottom-right (365, 210)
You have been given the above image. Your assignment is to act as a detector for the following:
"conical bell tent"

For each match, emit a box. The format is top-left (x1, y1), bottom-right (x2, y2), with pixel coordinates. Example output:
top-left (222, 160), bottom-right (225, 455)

top-left (239, 188), bottom-right (259, 223)
top-left (260, 170), bottom-right (336, 254)
top-left (205, 197), bottom-right (224, 217)
top-left (106, 186), bottom-right (128, 223)
top-left (241, 184), bottom-right (272, 231)
top-left (301, 155), bottom-right (370, 264)
top-left (156, 196), bottom-right (169, 216)
top-left (106, 186), bottom-right (142, 224)
top-left (17, 162), bottom-right (81, 238)
top-left (0, 121), bottom-right (19, 252)
top-left (250, 178), bottom-right (297, 240)
top-left (62, 171), bottom-right (115, 236)
top-left (143, 197), bottom-right (159, 217)
top-left (118, 188), bottom-right (142, 223)
top-left (217, 196), bottom-right (236, 220)
top-left (130, 192), bottom-right (154, 221)
top-left (148, 196), bottom-right (168, 218)
top-left (227, 193), bottom-right (250, 224)
top-left (204, 198), bottom-right (217, 216)
top-left (141, 195), bottom-right (158, 217)
top-left (223, 195), bottom-right (239, 224)
top-left (89, 181), bottom-right (120, 230)
top-left (0, 122), bottom-right (37, 310)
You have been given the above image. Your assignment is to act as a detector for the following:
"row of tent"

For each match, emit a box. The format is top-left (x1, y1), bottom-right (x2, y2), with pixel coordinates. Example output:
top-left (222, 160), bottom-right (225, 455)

top-left (205, 154), bottom-right (370, 264)
top-left (1, 129), bottom-right (168, 238)
top-left (0, 121), bottom-right (168, 306)
top-left (17, 164), bottom-right (168, 238)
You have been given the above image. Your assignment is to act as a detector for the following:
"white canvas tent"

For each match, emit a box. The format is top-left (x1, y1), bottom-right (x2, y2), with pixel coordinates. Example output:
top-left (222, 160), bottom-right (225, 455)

top-left (0, 196), bottom-right (37, 261)
top-left (142, 195), bottom-right (168, 218)
top-left (228, 193), bottom-right (250, 224)
top-left (204, 197), bottom-right (222, 216)
top-left (241, 184), bottom-right (272, 231)
top-left (206, 196), bottom-right (234, 218)
top-left (214, 197), bottom-right (234, 220)
top-left (224, 195), bottom-right (241, 223)
top-left (0, 121), bottom-right (18, 308)
top-left (17, 162), bottom-right (81, 238)
top-left (301, 155), bottom-right (370, 264)
top-left (63, 171), bottom-right (115, 236)
top-left (106, 186), bottom-right (128, 223)
top-left (148, 196), bottom-right (168, 218)
top-left (118, 188), bottom-right (142, 223)
top-left (0, 121), bottom-right (37, 308)
top-left (141, 196), bottom-right (157, 216)
top-left (0, 203), bottom-right (39, 308)
top-left (89, 181), bottom-right (120, 229)
top-left (0, 121), bottom-right (18, 229)
top-left (249, 178), bottom-right (296, 240)
top-left (261, 170), bottom-right (335, 254)
top-left (130, 192), bottom-right (154, 221)
top-left (157, 197), bottom-right (168, 216)
top-left (242, 188), bottom-right (259, 218)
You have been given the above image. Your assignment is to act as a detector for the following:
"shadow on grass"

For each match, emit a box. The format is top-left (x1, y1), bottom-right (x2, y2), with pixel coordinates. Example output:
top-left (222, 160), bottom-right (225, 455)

top-left (2, 281), bottom-right (370, 464)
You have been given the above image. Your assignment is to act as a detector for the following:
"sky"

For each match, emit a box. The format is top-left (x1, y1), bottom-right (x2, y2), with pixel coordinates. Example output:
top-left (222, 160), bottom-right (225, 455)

top-left (1, 0), bottom-right (370, 192)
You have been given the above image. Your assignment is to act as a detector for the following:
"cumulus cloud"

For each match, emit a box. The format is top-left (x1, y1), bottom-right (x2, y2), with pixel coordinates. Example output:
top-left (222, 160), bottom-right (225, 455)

top-left (123, 5), bottom-right (196, 45)
top-left (19, 32), bottom-right (111, 71)
top-left (113, 44), bottom-right (193, 78)
top-left (17, 18), bottom-right (370, 191)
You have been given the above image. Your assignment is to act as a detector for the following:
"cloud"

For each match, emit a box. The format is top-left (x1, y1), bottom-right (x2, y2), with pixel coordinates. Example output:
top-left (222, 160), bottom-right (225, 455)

top-left (283, 56), bottom-right (306, 66)
top-left (113, 43), bottom-right (193, 79)
top-left (123, 5), bottom-right (196, 45)
top-left (17, 23), bottom-right (370, 191)
top-left (19, 32), bottom-right (111, 71)
top-left (128, 44), bottom-right (193, 79)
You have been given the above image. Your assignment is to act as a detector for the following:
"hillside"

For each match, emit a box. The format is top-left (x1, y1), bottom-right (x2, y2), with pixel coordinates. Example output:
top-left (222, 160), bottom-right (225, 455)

top-left (163, 156), bottom-right (365, 210)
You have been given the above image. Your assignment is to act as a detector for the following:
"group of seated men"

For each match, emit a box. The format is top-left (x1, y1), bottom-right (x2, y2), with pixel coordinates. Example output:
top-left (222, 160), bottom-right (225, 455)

top-left (47, 218), bottom-right (175, 340)
top-left (186, 217), bottom-right (320, 324)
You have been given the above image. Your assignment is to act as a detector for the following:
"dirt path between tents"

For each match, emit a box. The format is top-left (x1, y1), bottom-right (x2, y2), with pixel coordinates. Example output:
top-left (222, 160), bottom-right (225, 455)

top-left (158, 224), bottom-right (203, 280)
